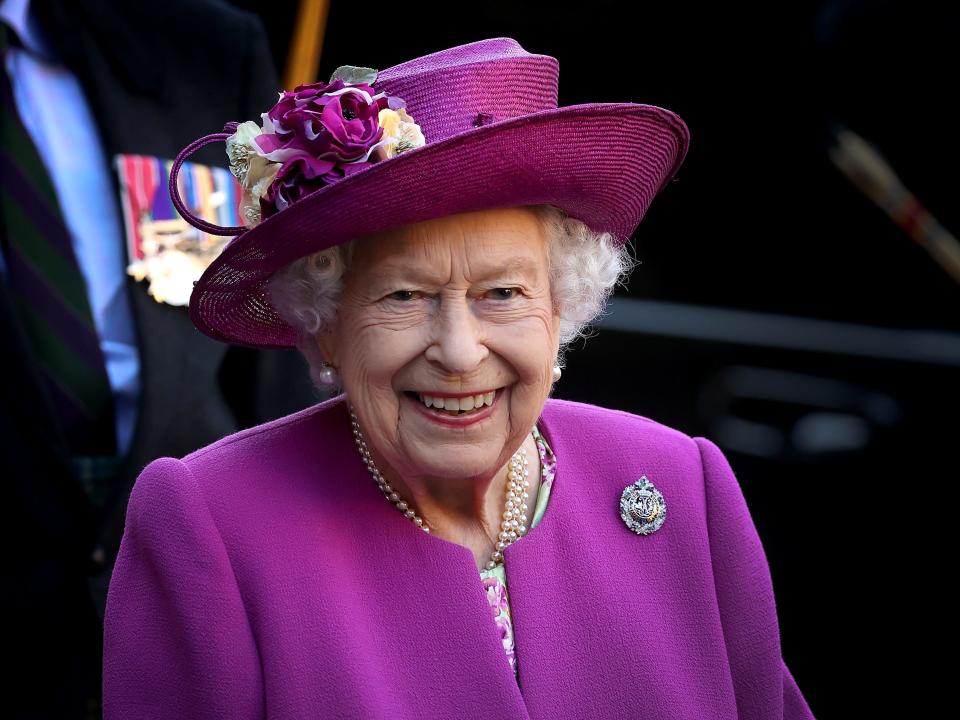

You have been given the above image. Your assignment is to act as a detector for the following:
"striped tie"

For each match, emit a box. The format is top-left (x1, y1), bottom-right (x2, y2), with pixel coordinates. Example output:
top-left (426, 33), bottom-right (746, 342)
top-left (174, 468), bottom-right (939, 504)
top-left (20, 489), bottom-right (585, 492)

top-left (0, 24), bottom-right (117, 468)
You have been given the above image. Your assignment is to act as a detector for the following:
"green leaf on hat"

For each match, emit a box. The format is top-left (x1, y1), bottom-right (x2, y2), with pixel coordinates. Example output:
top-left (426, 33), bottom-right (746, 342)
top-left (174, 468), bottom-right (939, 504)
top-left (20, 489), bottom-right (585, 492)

top-left (330, 65), bottom-right (378, 85)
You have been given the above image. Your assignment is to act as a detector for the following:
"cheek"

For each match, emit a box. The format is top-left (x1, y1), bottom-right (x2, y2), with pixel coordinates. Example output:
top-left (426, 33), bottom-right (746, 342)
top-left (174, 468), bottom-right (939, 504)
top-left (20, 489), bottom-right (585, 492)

top-left (338, 325), bottom-right (425, 392)
top-left (486, 312), bottom-right (557, 386)
top-left (507, 298), bottom-right (557, 353)
top-left (337, 329), bottom-right (416, 455)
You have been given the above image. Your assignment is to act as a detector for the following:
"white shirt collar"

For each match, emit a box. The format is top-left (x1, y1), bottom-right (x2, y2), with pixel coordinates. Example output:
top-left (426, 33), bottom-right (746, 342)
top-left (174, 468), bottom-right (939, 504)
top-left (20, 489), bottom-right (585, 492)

top-left (1, 0), bottom-right (56, 59)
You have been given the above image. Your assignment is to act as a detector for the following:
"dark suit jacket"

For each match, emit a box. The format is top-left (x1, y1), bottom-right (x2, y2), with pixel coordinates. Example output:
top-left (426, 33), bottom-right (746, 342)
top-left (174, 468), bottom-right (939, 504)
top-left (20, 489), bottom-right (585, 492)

top-left (1, 1), bottom-right (320, 716)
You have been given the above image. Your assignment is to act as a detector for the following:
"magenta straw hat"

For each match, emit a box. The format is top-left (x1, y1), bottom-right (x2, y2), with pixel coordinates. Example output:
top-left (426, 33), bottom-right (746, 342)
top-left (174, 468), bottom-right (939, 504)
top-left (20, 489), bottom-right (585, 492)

top-left (171, 37), bottom-right (690, 349)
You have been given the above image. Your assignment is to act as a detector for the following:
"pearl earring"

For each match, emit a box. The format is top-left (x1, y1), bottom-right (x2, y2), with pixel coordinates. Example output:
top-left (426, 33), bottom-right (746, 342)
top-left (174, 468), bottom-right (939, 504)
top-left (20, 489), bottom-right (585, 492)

top-left (552, 364), bottom-right (562, 382)
top-left (318, 363), bottom-right (340, 386)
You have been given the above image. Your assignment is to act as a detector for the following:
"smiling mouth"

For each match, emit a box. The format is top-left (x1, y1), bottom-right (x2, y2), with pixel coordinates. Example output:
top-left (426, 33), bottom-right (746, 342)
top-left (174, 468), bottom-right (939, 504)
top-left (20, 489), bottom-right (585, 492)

top-left (403, 388), bottom-right (503, 416)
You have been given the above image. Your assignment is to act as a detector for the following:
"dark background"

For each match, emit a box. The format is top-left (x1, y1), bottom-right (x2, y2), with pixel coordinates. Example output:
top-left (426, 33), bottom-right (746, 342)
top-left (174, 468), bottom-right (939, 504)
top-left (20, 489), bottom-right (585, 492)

top-left (231, 2), bottom-right (957, 717)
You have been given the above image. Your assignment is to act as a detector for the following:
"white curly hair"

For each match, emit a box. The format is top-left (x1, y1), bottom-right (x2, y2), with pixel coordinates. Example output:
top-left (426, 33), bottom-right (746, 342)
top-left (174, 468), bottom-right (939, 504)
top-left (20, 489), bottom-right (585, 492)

top-left (267, 204), bottom-right (636, 389)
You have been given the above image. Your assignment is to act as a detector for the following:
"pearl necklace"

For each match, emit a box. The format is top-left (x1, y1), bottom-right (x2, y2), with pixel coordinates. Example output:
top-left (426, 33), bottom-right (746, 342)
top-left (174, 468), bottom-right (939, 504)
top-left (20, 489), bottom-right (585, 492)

top-left (348, 405), bottom-right (531, 570)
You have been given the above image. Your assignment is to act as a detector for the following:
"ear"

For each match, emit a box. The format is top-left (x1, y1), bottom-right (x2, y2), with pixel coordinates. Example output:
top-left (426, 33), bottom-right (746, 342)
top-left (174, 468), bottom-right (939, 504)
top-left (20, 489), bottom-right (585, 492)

top-left (315, 324), bottom-right (340, 368)
top-left (551, 308), bottom-right (561, 351)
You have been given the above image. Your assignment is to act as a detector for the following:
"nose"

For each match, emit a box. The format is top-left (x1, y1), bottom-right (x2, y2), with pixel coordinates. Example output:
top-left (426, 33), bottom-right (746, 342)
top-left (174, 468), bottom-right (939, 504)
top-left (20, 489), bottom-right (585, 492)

top-left (424, 295), bottom-right (488, 375)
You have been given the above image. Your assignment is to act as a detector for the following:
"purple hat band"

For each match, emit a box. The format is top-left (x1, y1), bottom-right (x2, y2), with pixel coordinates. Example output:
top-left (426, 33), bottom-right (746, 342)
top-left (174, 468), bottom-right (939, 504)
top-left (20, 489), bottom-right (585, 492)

top-left (173, 37), bottom-right (691, 349)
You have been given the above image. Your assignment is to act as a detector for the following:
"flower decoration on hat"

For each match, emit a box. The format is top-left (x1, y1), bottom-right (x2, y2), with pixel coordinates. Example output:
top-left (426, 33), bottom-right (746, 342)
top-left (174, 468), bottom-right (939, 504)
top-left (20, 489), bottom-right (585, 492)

top-left (226, 65), bottom-right (426, 227)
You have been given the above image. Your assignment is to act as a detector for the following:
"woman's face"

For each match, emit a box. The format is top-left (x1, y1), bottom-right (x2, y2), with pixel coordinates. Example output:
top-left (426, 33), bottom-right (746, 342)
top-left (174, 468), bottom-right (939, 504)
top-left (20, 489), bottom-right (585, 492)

top-left (318, 206), bottom-right (561, 486)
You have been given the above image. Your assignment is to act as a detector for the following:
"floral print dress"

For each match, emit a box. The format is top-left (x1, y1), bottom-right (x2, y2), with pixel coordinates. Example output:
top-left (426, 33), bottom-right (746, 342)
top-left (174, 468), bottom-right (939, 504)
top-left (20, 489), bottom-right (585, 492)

top-left (479, 423), bottom-right (556, 679)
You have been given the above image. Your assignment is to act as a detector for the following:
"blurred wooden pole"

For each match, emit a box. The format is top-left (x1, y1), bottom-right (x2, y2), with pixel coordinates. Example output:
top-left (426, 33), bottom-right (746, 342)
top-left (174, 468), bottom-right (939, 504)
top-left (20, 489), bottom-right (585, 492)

top-left (829, 124), bottom-right (960, 285)
top-left (282, 0), bottom-right (330, 89)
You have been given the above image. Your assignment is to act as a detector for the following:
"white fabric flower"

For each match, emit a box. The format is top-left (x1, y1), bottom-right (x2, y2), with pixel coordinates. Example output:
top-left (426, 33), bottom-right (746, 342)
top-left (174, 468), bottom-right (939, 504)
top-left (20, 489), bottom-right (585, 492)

top-left (374, 108), bottom-right (426, 160)
top-left (226, 120), bottom-right (281, 226)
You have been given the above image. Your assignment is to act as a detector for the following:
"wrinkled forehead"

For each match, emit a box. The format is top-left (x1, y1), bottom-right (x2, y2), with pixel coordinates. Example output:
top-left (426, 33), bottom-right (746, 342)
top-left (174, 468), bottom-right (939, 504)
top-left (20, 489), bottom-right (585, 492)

top-left (348, 206), bottom-right (549, 282)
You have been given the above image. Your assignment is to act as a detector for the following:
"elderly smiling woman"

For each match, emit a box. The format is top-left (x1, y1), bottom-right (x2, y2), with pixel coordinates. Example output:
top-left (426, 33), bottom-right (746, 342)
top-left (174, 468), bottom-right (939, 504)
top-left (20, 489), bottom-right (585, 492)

top-left (103, 38), bottom-right (817, 720)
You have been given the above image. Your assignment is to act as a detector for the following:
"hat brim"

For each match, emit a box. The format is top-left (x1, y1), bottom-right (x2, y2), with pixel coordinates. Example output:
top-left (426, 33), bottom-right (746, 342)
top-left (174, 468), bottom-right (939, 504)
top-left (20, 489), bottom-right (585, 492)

top-left (190, 102), bottom-right (690, 348)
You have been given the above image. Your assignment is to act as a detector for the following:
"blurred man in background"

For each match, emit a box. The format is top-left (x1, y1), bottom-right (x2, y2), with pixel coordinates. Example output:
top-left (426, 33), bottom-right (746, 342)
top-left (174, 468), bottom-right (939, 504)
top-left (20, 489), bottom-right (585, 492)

top-left (0, 1), bottom-right (316, 716)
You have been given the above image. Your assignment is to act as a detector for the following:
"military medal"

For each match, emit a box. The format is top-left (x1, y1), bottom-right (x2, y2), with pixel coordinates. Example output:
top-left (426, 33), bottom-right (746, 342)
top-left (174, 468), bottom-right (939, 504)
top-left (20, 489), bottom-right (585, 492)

top-left (116, 154), bottom-right (236, 306)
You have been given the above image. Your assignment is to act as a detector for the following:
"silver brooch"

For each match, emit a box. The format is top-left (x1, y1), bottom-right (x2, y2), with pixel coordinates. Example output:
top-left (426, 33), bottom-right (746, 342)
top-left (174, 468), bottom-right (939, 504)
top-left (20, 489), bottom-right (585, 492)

top-left (620, 476), bottom-right (667, 535)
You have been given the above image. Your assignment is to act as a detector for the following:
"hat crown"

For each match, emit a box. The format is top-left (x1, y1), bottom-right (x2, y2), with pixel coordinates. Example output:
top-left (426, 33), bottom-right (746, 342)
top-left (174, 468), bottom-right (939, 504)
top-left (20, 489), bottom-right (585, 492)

top-left (375, 37), bottom-right (559, 144)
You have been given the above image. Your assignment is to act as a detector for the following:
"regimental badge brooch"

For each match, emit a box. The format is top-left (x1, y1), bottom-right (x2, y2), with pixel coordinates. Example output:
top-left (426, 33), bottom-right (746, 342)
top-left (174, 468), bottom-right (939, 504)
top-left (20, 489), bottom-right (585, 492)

top-left (620, 476), bottom-right (667, 535)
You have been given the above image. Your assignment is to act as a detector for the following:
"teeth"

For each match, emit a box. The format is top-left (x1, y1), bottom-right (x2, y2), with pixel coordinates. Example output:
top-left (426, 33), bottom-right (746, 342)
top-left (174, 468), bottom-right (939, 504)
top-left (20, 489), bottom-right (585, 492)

top-left (417, 390), bottom-right (497, 412)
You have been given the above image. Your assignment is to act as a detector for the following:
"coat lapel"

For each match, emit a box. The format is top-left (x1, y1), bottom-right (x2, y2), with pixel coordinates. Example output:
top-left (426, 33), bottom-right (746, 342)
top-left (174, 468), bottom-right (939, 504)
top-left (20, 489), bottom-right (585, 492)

top-left (503, 399), bottom-right (735, 720)
top-left (290, 398), bottom-right (533, 718)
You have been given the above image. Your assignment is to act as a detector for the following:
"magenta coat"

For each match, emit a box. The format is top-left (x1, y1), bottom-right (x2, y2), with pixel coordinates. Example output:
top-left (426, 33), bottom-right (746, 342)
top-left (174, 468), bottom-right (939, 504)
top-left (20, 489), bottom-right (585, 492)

top-left (103, 393), bottom-right (816, 719)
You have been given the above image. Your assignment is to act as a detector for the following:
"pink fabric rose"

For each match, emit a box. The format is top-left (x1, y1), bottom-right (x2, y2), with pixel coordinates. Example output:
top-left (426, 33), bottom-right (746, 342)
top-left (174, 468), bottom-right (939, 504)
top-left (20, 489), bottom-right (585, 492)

top-left (254, 80), bottom-right (391, 217)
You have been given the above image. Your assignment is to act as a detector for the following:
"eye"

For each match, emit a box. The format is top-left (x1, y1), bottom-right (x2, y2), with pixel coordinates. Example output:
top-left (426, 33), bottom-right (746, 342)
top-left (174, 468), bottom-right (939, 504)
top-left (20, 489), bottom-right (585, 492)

top-left (388, 290), bottom-right (419, 302)
top-left (485, 287), bottom-right (520, 300)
